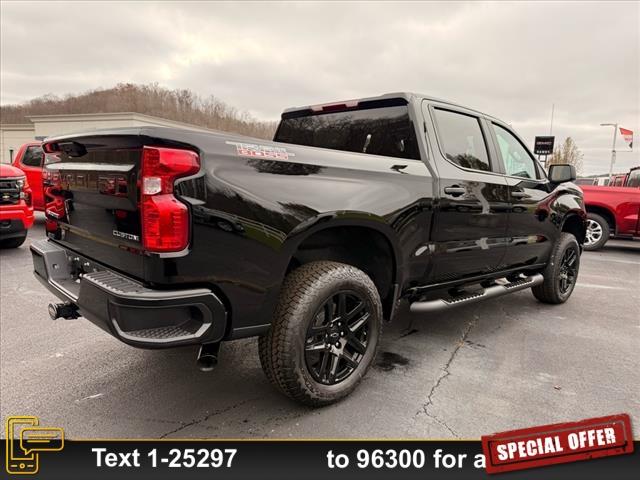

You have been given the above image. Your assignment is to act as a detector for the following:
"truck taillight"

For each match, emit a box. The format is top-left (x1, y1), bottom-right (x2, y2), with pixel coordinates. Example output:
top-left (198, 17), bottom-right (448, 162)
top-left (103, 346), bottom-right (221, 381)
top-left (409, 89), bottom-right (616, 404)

top-left (140, 147), bottom-right (200, 253)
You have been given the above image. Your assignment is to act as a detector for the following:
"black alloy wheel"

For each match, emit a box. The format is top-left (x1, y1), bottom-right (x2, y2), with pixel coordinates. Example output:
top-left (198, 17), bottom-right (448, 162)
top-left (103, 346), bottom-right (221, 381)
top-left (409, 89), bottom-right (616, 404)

top-left (304, 291), bottom-right (371, 385)
top-left (558, 246), bottom-right (578, 294)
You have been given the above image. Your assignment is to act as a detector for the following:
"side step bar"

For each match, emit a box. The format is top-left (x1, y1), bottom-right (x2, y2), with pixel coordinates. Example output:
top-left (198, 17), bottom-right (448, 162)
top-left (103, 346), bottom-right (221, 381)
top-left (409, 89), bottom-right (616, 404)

top-left (410, 274), bottom-right (544, 313)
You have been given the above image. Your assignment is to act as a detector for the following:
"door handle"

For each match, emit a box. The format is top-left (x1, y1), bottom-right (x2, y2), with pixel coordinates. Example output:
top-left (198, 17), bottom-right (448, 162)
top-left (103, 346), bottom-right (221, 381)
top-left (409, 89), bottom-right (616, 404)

top-left (511, 190), bottom-right (529, 198)
top-left (443, 186), bottom-right (466, 197)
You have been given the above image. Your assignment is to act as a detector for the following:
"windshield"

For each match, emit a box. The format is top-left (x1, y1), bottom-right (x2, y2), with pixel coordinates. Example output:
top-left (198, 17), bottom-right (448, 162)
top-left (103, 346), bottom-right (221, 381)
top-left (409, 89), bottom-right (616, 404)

top-left (275, 105), bottom-right (421, 160)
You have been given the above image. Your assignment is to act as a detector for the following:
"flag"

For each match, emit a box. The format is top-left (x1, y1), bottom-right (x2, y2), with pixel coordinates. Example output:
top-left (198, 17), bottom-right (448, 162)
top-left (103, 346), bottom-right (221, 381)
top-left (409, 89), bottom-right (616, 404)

top-left (620, 127), bottom-right (633, 149)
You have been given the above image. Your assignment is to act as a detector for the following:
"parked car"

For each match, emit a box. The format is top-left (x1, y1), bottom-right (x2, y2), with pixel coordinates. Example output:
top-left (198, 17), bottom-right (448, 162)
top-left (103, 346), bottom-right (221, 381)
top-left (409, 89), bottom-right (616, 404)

top-left (12, 142), bottom-right (45, 211)
top-left (0, 163), bottom-right (34, 248)
top-left (581, 185), bottom-right (640, 250)
top-left (31, 92), bottom-right (585, 406)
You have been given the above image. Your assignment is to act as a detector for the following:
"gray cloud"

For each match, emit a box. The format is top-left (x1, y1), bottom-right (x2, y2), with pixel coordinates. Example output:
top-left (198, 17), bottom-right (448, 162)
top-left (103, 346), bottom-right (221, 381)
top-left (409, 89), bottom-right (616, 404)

top-left (1, 1), bottom-right (638, 174)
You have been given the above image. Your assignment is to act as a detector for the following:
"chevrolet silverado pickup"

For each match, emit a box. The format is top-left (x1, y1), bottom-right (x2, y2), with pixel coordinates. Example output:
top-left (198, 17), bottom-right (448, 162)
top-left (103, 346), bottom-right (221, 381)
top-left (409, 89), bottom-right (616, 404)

top-left (31, 93), bottom-right (586, 406)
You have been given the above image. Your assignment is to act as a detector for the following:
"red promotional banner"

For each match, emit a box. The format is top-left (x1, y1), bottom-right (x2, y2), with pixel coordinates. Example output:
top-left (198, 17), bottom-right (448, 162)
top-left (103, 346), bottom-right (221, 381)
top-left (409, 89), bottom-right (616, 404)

top-left (481, 414), bottom-right (634, 474)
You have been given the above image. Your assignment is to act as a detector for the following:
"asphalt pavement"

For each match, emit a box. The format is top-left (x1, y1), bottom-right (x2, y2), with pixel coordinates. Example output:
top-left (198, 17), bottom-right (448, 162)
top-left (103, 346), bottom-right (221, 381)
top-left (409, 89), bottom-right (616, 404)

top-left (1, 214), bottom-right (638, 439)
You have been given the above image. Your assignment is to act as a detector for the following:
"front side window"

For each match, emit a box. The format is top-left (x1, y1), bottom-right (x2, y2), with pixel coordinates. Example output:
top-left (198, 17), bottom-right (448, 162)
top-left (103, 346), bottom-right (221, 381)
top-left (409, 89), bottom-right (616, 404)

top-left (433, 108), bottom-right (490, 172)
top-left (492, 123), bottom-right (538, 179)
top-left (22, 146), bottom-right (43, 167)
top-left (492, 124), bottom-right (538, 179)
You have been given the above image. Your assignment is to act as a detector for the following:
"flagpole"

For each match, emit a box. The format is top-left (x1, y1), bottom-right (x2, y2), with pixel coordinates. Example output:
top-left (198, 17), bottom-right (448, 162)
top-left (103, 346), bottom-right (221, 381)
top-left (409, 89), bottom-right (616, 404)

top-left (601, 123), bottom-right (618, 184)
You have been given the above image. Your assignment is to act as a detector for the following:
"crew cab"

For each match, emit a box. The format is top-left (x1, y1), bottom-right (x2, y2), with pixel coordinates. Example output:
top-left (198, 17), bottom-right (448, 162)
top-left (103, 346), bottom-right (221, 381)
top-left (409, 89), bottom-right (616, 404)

top-left (0, 163), bottom-right (34, 248)
top-left (12, 142), bottom-right (46, 211)
top-left (30, 93), bottom-right (585, 406)
top-left (581, 184), bottom-right (640, 250)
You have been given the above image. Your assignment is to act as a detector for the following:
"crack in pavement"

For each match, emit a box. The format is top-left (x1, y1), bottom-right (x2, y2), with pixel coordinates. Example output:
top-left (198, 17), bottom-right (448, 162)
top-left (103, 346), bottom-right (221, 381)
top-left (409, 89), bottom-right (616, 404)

top-left (159, 397), bottom-right (260, 438)
top-left (414, 315), bottom-right (479, 438)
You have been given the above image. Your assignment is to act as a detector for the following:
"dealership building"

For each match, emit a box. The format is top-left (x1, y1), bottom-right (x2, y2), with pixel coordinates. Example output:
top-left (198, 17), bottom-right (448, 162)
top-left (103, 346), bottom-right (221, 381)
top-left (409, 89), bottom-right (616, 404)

top-left (0, 112), bottom-right (214, 164)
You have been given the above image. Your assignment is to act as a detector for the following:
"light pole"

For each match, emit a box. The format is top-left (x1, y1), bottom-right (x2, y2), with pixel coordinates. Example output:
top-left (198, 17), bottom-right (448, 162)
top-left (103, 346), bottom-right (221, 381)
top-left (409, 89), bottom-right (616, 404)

top-left (600, 123), bottom-right (618, 184)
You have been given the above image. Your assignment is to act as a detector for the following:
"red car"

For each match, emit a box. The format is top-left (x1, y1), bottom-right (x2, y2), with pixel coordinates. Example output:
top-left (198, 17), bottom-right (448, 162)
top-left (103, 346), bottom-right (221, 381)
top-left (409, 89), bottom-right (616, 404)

top-left (0, 163), bottom-right (34, 248)
top-left (581, 184), bottom-right (640, 250)
top-left (12, 141), bottom-right (45, 211)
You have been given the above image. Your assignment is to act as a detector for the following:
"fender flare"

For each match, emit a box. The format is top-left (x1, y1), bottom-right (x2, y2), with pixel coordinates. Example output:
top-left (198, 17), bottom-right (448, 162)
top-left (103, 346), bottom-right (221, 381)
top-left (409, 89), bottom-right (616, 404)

top-left (279, 210), bottom-right (404, 289)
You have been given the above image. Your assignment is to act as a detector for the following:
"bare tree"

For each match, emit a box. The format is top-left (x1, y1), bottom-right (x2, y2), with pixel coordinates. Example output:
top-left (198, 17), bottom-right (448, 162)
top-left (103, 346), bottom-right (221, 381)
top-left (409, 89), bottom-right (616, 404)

top-left (547, 137), bottom-right (583, 175)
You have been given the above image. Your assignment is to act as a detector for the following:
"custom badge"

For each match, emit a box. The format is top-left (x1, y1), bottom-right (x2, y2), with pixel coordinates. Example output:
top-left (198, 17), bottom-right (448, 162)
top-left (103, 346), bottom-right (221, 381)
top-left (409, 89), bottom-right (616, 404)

top-left (226, 141), bottom-right (294, 160)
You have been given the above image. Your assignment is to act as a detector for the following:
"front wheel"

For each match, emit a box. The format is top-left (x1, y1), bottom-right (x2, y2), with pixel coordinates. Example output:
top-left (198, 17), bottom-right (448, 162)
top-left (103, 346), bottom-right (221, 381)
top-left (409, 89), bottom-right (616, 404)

top-left (259, 261), bottom-right (382, 406)
top-left (532, 232), bottom-right (581, 304)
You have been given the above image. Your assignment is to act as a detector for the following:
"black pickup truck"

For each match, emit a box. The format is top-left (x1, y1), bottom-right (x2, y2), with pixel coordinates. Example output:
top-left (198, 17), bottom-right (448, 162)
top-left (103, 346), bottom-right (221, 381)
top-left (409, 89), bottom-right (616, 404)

top-left (31, 92), bottom-right (586, 406)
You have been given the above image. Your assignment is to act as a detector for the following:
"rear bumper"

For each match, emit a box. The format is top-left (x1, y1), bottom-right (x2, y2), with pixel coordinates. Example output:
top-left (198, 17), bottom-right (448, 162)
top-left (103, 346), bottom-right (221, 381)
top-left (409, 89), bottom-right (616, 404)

top-left (30, 239), bottom-right (227, 348)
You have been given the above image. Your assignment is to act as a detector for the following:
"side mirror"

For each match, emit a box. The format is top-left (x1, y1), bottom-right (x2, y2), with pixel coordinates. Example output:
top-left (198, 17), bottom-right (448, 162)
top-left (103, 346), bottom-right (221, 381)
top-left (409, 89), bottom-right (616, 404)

top-left (548, 164), bottom-right (576, 183)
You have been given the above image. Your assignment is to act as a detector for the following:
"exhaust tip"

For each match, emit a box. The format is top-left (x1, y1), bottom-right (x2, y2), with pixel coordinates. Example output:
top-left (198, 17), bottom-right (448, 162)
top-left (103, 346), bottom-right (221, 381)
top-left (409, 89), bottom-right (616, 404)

top-left (197, 354), bottom-right (218, 372)
top-left (48, 303), bottom-right (59, 320)
top-left (196, 343), bottom-right (220, 372)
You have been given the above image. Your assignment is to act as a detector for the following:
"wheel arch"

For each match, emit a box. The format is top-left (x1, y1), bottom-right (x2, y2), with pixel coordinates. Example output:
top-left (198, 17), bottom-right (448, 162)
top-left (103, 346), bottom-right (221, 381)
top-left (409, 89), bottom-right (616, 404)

top-left (561, 212), bottom-right (587, 244)
top-left (585, 204), bottom-right (616, 230)
top-left (281, 213), bottom-right (403, 320)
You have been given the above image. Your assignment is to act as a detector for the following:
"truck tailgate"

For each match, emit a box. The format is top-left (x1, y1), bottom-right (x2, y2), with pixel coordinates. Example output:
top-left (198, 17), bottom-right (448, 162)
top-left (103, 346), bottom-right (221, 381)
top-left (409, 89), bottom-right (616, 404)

top-left (45, 134), bottom-right (148, 280)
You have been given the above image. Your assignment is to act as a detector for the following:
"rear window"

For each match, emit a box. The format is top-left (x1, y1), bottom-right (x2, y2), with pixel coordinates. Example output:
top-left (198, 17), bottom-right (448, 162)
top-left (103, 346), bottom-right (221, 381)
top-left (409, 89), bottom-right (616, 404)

top-left (275, 105), bottom-right (420, 160)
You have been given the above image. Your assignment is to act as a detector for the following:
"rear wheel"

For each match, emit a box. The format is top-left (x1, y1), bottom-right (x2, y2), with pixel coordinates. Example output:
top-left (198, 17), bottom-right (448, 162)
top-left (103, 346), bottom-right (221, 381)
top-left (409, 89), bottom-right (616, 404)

top-left (583, 213), bottom-right (610, 251)
top-left (532, 232), bottom-right (580, 304)
top-left (258, 261), bottom-right (382, 406)
top-left (0, 232), bottom-right (27, 248)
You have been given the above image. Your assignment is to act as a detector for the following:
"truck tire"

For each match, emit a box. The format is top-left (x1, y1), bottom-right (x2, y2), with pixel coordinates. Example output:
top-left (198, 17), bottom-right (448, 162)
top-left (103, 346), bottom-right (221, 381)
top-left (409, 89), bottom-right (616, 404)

top-left (583, 213), bottom-right (610, 251)
top-left (0, 232), bottom-right (27, 249)
top-left (532, 232), bottom-right (580, 304)
top-left (258, 261), bottom-right (382, 406)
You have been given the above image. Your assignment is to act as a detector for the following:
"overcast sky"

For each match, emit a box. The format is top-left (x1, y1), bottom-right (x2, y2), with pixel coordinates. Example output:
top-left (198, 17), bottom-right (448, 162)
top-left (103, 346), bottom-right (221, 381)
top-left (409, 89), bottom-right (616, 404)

top-left (1, 1), bottom-right (638, 174)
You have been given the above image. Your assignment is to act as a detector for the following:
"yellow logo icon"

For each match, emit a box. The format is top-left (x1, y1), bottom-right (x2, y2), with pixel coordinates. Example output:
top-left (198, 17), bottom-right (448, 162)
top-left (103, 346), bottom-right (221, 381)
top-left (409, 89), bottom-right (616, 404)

top-left (5, 416), bottom-right (64, 475)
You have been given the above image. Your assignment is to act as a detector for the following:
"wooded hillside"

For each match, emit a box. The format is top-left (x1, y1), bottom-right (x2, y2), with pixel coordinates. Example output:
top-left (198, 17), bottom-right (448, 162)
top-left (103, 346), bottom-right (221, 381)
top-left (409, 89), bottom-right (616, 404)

top-left (0, 83), bottom-right (277, 139)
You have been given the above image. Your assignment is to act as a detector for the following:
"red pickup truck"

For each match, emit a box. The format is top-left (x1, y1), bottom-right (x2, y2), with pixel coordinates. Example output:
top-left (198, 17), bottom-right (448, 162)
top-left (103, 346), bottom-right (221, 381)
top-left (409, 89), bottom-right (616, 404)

top-left (0, 163), bottom-right (34, 248)
top-left (582, 185), bottom-right (640, 250)
top-left (12, 142), bottom-right (46, 211)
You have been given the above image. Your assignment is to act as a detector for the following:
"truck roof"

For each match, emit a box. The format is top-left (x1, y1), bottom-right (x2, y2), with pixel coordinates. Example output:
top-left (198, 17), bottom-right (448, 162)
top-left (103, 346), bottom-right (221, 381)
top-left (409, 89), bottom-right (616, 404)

top-left (281, 91), bottom-right (502, 123)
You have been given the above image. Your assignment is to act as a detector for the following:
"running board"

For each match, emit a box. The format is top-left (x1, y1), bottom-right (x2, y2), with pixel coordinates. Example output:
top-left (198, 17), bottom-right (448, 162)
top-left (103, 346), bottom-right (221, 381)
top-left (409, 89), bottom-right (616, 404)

top-left (409, 274), bottom-right (544, 313)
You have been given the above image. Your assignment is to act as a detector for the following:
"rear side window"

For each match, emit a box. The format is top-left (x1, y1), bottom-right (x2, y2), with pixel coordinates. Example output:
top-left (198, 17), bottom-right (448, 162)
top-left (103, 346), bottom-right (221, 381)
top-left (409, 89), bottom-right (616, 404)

top-left (22, 146), bottom-right (43, 167)
top-left (275, 105), bottom-right (420, 160)
top-left (492, 124), bottom-right (539, 179)
top-left (433, 109), bottom-right (490, 172)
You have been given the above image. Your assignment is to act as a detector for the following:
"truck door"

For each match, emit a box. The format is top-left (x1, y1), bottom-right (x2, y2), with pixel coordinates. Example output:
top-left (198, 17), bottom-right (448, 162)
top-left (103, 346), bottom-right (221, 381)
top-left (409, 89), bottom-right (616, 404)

top-left (486, 121), bottom-right (555, 268)
top-left (423, 102), bottom-right (510, 281)
top-left (14, 144), bottom-right (45, 211)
